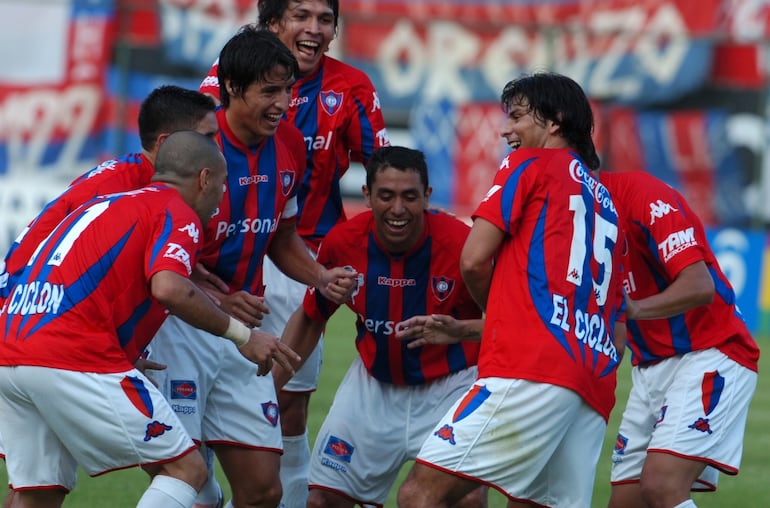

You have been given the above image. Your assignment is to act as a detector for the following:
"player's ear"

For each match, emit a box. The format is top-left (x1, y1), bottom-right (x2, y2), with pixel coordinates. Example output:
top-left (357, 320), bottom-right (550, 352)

top-left (362, 185), bottom-right (372, 209)
top-left (199, 167), bottom-right (212, 191)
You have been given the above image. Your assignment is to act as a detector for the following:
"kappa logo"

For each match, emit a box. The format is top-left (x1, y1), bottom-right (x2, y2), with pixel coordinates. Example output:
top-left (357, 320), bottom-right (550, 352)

top-left (144, 420), bottom-right (173, 441)
top-left (649, 199), bottom-right (678, 225)
top-left (178, 222), bottom-right (200, 243)
top-left (688, 417), bottom-right (713, 434)
top-left (262, 401), bottom-right (279, 427)
top-left (434, 424), bottom-right (456, 445)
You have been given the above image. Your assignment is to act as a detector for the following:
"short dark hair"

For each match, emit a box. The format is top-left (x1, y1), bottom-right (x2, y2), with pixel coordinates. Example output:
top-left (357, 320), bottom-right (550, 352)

top-left (137, 85), bottom-right (216, 152)
top-left (501, 72), bottom-right (600, 170)
top-left (154, 130), bottom-right (223, 180)
top-left (257, 0), bottom-right (339, 32)
top-left (366, 146), bottom-right (429, 192)
top-left (217, 25), bottom-right (299, 108)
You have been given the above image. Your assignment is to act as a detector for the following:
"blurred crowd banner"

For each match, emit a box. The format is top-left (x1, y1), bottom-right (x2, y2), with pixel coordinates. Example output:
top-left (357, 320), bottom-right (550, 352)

top-left (1, 0), bottom-right (770, 333)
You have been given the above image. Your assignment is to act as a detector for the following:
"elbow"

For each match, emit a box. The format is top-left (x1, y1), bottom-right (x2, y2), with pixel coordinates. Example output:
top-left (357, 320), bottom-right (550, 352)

top-left (696, 279), bottom-right (715, 307)
top-left (459, 255), bottom-right (485, 282)
top-left (150, 272), bottom-right (188, 310)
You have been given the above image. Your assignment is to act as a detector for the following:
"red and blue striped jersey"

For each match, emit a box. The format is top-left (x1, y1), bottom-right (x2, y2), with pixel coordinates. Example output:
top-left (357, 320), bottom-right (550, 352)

top-left (199, 108), bottom-right (305, 294)
top-left (474, 148), bottom-right (624, 421)
top-left (303, 210), bottom-right (481, 386)
top-left (0, 185), bottom-right (202, 373)
top-left (201, 55), bottom-right (389, 248)
top-left (600, 170), bottom-right (759, 371)
top-left (3, 153), bottom-right (155, 295)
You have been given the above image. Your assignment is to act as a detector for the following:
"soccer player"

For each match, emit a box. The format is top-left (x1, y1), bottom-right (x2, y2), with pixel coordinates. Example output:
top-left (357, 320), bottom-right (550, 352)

top-left (0, 130), bottom-right (299, 508)
top-left (148, 26), bottom-right (358, 508)
top-left (0, 84), bottom-right (219, 309)
top-left (0, 85), bottom-right (222, 508)
top-left (397, 73), bottom-right (626, 508)
top-left (199, 3), bottom-right (390, 503)
top-left (271, 146), bottom-right (487, 508)
top-left (600, 170), bottom-right (759, 508)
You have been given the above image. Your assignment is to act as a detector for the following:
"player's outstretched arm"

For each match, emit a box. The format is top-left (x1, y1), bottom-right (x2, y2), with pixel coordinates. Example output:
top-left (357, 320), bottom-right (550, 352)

top-left (396, 315), bottom-right (484, 349)
top-left (267, 221), bottom-right (358, 305)
top-left (151, 270), bottom-right (299, 375)
top-left (272, 306), bottom-right (326, 389)
top-left (624, 261), bottom-right (714, 320)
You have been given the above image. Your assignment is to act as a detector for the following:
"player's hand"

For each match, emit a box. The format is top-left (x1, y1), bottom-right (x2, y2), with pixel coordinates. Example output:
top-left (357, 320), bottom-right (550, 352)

top-left (238, 330), bottom-right (301, 377)
top-left (219, 291), bottom-right (270, 328)
top-left (624, 294), bottom-right (640, 320)
top-left (191, 263), bottom-right (230, 295)
top-left (134, 358), bottom-right (167, 387)
top-left (317, 266), bottom-right (358, 305)
top-left (395, 314), bottom-right (466, 349)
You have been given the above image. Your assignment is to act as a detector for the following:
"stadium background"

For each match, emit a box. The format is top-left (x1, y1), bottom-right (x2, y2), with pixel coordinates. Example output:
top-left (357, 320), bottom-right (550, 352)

top-left (0, 0), bottom-right (768, 333)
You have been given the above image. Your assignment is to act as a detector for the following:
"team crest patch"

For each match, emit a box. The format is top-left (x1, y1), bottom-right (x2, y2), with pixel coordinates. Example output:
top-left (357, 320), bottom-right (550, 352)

top-left (434, 424), bottom-right (456, 445)
top-left (688, 417), bottom-right (713, 434)
top-left (431, 276), bottom-right (455, 302)
top-left (319, 90), bottom-right (343, 116)
top-left (323, 435), bottom-right (354, 463)
top-left (144, 420), bottom-right (173, 441)
top-left (280, 169), bottom-right (296, 196)
top-left (170, 380), bottom-right (197, 400)
top-left (121, 375), bottom-right (154, 419)
top-left (452, 384), bottom-right (490, 423)
top-left (262, 401), bottom-right (280, 427)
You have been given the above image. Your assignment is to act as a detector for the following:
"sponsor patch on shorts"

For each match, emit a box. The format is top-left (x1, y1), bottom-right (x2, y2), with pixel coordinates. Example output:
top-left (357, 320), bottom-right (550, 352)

top-left (170, 380), bottom-right (197, 400)
top-left (323, 435), bottom-right (354, 463)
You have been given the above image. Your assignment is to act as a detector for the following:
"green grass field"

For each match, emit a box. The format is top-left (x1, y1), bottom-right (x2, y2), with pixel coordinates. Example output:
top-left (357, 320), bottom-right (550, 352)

top-left (2, 307), bottom-right (768, 507)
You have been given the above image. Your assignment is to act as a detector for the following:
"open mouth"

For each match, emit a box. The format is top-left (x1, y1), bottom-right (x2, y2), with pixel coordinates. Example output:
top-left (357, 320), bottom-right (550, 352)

top-left (509, 140), bottom-right (521, 150)
top-left (297, 40), bottom-right (320, 57)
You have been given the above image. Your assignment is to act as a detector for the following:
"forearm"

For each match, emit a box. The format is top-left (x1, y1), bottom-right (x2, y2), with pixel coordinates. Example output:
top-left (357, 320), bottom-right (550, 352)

top-left (268, 223), bottom-right (322, 288)
top-left (152, 272), bottom-right (230, 336)
top-left (627, 262), bottom-right (714, 320)
top-left (273, 308), bottom-right (325, 388)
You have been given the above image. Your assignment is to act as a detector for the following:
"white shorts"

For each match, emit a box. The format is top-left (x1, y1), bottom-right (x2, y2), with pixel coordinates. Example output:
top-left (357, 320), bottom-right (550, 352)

top-left (148, 316), bottom-right (283, 452)
top-left (611, 348), bottom-right (757, 491)
top-left (309, 357), bottom-right (478, 505)
top-left (260, 253), bottom-right (323, 392)
top-left (0, 366), bottom-right (196, 491)
top-left (417, 378), bottom-right (606, 508)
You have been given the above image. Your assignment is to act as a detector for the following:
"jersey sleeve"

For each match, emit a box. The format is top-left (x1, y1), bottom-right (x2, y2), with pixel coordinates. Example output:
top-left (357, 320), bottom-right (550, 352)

top-left (144, 205), bottom-right (203, 282)
top-left (199, 59), bottom-right (221, 100)
top-left (343, 72), bottom-right (390, 165)
top-left (633, 176), bottom-right (707, 279)
top-left (472, 151), bottom-right (534, 234)
top-left (301, 228), bottom-right (344, 322)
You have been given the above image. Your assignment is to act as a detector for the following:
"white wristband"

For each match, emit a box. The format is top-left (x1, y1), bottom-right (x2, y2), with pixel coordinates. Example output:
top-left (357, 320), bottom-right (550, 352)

top-left (223, 316), bottom-right (251, 348)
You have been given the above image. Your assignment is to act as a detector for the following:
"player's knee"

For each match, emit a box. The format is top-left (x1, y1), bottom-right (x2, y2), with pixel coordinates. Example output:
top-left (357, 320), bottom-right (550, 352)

top-left (231, 480), bottom-right (282, 508)
top-left (307, 488), bottom-right (346, 508)
top-left (159, 451), bottom-right (208, 492)
top-left (397, 478), bottom-right (421, 508)
top-left (278, 391), bottom-right (310, 434)
top-left (639, 472), bottom-right (687, 508)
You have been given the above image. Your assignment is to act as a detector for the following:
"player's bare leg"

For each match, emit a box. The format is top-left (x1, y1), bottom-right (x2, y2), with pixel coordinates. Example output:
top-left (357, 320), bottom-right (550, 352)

top-left (213, 445), bottom-right (281, 508)
top-left (608, 483), bottom-right (647, 508)
top-left (398, 463), bottom-right (479, 508)
top-left (639, 452), bottom-right (705, 508)
top-left (14, 489), bottom-right (65, 508)
top-left (2, 489), bottom-right (13, 508)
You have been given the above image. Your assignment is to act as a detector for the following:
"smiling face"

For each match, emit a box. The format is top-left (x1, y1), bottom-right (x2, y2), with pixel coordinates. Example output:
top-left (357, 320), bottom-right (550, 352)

top-left (224, 65), bottom-right (294, 146)
top-left (364, 166), bottom-right (431, 254)
top-left (269, 0), bottom-right (335, 76)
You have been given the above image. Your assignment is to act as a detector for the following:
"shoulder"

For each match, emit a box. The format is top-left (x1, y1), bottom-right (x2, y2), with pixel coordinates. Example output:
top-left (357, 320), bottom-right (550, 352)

top-left (321, 56), bottom-right (377, 90)
top-left (323, 211), bottom-right (373, 248)
top-left (427, 211), bottom-right (470, 247)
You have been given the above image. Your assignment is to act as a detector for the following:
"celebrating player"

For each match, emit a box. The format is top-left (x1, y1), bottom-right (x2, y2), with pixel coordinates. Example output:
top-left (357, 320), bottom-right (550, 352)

top-left (149, 26), bottom-right (358, 508)
top-left (199, 3), bottom-right (390, 503)
top-left (397, 73), bottom-right (625, 508)
top-left (0, 131), bottom-right (299, 508)
top-left (272, 146), bottom-right (487, 508)
top-left (600, 170), bottom-right (759, 508)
